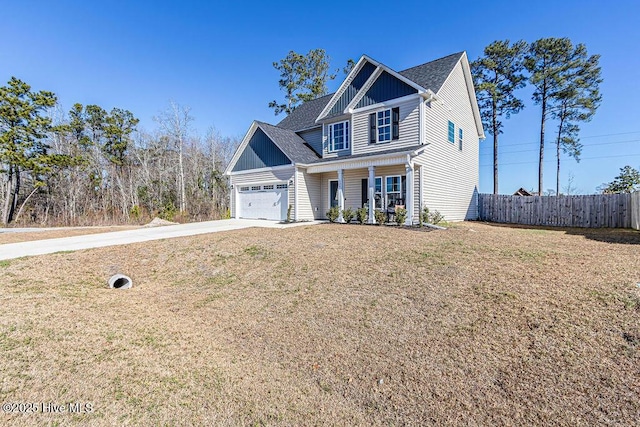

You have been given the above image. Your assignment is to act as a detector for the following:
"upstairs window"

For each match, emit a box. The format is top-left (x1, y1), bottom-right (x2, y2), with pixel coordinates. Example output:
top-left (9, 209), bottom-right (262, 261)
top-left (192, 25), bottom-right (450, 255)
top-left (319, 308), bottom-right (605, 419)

top-left (369, 107), bottom-right (400, 143)
top-left (377, 110), bottom-right (391, 142)
top-left (458, 128), bottom-right (463, 150)
top-left (328, 121), bottom-right (349, 152)
top-left (448, 121), bottom-right (455, 143)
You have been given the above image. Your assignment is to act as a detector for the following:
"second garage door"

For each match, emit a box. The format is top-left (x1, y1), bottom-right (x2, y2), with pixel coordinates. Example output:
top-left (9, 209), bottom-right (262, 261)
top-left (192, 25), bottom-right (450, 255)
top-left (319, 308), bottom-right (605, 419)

top-left (238, 183), bottom-right (288, 220)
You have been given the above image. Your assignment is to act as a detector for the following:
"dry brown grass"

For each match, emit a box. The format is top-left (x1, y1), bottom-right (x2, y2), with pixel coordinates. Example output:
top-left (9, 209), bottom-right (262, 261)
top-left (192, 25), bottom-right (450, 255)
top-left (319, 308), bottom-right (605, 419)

top-left (0, 222), bottom-right (638, 426)
top-left (0, 226), bottom-right (139, 245)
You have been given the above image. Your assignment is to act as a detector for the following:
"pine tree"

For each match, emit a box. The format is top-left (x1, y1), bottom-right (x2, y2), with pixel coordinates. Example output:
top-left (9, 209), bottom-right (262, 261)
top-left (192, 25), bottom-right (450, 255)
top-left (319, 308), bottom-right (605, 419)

top-left (0, 77), bottom-right (58, 224)
top-left (525, 38), bottom-right (576, 194)
top-left (471, 40), bottom-right (527, 194)
top-left (550, 46), bottom-right (602, 195)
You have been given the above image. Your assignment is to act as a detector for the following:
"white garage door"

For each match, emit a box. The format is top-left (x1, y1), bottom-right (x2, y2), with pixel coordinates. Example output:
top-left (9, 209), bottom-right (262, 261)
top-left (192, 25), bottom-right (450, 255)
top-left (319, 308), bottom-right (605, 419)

top-left (238, 183), bottom-right (288, 220)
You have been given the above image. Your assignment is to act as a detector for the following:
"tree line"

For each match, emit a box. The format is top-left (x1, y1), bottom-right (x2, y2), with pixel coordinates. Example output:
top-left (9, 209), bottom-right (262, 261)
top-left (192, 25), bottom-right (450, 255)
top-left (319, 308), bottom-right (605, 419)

top-left (471, 37), bottom-right (603, 195)
top-left (0, 77), bottom-right (238, 226)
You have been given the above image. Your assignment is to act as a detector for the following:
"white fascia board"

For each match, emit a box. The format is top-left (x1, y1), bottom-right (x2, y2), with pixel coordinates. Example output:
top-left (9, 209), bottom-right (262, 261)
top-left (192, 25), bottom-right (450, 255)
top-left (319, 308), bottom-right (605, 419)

top-left (224, 121), bottom-right (259, 175)
top-left (228, 164), bottom-right (294, 176)
top-left (345, 64), bottom-right (427, 115)
top-left (349, 93), bottom-right (421, 115)
top-left (315, 55), bottom-right (370, 122)
top-left (460, 52), bottom-right (486, 139)
top-left (343, 67), bottom-right (383, 113)
top-left (225, 122), bottom-right (295, 175)
top-left (371, 59), bottom-right (428, 93)
top-left (436, 52), bottom-right (485, 139)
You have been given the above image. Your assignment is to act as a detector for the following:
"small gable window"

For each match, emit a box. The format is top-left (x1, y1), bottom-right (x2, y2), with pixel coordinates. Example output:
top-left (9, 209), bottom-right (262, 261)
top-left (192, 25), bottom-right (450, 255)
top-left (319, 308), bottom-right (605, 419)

top-left (458, 128), bottom-right (463, 151)
top-left (369, 107), bottom-right (400, 144)
top-left (328, 121), bottom-right (349, 152)
top-left (448, 121), bottom-right (455, 143)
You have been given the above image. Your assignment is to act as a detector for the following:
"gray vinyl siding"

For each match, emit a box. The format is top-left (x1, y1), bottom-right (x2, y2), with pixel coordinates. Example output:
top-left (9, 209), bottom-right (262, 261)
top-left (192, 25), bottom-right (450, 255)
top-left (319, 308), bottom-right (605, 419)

top-left (327, 61), bottom-right (376, 117)
top-left (229, 167), bottom-right (294, 218)
top-left (352, 96), bottom-right (420, 155)
top-left (355, 71), bottom-right (418, 108)
top-left (321, 119), bottom-right (352, 159)
top-left (232, 128), bottom-right (291, 172)
top-left (295, 169), bottom-right (321, 220)
top-left (320, 172), bottom-right (337, 218)
top-left (420, 60), bottom-right (479, 221)
top-left (298, 128), bottom-right (323, 156)
top-left (319, 165), bottom-right (413, 219)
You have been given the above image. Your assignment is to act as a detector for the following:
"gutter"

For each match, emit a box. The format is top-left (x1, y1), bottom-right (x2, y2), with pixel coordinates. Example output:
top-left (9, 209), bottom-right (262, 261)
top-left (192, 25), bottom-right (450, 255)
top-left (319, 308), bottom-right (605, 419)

top-left (297, 146), bottom-right (427, 169)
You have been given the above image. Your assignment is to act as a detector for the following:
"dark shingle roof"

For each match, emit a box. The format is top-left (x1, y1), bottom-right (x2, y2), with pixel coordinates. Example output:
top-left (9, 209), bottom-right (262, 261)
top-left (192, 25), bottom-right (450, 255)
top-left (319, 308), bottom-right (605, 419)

top-left (398, 52), bottom-right (464, 93)
top-left (274, 52), bottom-right (463, 133)
top-left (256, 121), bottom-right (321, 164)
top-left (276, 94), bottom-right (333, 131)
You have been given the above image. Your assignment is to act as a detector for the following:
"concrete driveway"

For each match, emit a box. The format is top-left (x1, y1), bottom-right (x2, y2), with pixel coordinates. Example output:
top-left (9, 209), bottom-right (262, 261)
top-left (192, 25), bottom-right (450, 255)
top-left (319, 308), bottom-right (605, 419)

top-left (0, 219), bottom-right (320, 261)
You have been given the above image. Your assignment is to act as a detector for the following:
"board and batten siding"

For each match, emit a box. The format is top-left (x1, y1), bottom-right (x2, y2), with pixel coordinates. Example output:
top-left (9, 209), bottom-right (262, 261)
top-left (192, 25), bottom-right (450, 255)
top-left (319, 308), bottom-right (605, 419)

top-left (420, 60), bottom-right (479, 221)
top-left (298, 127), bottom-right (323, 156)
top-left (351, 96), bottom-right (421, 155)
top-left (232, 128), bottom-right (291, 172)
top-left (229, 167), bottom-right (294, 218)
top-left (295, 168), bottom-right (322, 220)
top-left (327, 61), bottom-right (377, 117)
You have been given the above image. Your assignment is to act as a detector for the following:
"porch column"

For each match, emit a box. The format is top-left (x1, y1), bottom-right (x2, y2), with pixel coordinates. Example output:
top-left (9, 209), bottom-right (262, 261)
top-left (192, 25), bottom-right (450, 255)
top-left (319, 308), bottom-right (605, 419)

top-left (337, 168), bottom-right (345, 223)
top-left (405, 163), bottom-right (414, 225)
top-left (368, 166), bottom-right (376, 224)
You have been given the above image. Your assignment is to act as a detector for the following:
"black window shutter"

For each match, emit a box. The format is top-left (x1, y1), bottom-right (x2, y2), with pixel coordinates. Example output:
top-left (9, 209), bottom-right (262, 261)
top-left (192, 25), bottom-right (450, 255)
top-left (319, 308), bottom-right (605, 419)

top-left (369, 113), bottom-right (376, 144)
top-left (392, 107), bottom-right (400, 140)
top-left (361, 179), bottom-right (368, 207)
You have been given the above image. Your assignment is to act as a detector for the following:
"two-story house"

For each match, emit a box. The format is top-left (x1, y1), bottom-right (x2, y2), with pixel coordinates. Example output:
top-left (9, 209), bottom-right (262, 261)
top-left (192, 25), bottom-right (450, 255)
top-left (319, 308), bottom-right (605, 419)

top-left (224, 51), bottom-right (485, 223)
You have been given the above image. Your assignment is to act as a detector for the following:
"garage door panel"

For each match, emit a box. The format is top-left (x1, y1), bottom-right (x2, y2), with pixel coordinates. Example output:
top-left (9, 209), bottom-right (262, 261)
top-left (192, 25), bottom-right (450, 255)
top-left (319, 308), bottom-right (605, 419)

top-left (238, 187), bottom-right (288, 220)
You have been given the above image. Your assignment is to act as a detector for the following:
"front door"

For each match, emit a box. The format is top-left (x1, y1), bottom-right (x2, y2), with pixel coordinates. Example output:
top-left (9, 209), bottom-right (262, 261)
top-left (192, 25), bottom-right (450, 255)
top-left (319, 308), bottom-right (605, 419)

top-left (329, 180), bottom-right (339, 208)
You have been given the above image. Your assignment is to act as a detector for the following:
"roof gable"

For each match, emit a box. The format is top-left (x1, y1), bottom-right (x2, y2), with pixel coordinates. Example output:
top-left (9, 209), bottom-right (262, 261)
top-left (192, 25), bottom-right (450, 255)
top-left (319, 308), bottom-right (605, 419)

top-left (326, 61), bottom-right (377, 117)
top-left (231, 127), bottom-right (291, 172)
top-left (354, 71), bottom-right (418, 109)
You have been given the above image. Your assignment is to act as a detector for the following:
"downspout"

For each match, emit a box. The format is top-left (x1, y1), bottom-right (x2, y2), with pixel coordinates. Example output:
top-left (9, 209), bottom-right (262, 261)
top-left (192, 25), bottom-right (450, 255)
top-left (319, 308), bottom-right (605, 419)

top-left (293, 165), bottom-right (299, 221)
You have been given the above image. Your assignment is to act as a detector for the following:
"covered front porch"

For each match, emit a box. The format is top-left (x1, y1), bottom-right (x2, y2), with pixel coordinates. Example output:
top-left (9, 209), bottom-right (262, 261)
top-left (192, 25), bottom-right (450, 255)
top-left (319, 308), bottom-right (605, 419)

top-left (302, 152), bottom-right (424, 224)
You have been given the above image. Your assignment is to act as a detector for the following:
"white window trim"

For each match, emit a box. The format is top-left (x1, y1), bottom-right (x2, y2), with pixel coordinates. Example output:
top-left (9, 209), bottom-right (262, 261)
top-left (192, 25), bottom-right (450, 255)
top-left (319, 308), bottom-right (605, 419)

top-left (383, 175), bottom-right (402, 209)
top-left (376, 109), bottom-right (392, 144)
top-left (448, 121), bottom-right (455, 144)
top-left (327, 120), bottom-right (350, 152)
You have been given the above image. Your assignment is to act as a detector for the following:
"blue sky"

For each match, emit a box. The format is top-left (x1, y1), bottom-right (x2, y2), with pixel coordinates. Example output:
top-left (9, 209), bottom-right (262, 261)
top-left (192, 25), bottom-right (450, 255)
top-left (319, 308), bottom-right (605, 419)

top-left (1, 0), bottom-right (639, 194)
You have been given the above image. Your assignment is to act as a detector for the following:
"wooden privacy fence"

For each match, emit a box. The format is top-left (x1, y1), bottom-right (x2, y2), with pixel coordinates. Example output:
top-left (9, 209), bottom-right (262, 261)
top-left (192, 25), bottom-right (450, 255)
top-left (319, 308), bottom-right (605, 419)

top-left (478, 193), bottom-right (640, 229)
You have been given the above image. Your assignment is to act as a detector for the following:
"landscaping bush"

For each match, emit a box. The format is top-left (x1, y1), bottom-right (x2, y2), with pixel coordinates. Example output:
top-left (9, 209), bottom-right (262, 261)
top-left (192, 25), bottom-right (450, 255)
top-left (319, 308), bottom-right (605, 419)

top-left (326, 206), bottom-right (340, 223)
top-left (429, 210), bottom-right (445, 225)
top-left (356, 206), bottom-right (368, 224)
top-left (422, 206), bottom-right (445, 225)
top-left (286, 204), bottom-right (292, 222)
top-left (421, 206), bottom-right (430, 225)
top-left (374, 209), bottom-right (386, 225)
top-left (342, 207), bottom-right (355, 224)
top-left (395, 207), bottom-right (407, 225)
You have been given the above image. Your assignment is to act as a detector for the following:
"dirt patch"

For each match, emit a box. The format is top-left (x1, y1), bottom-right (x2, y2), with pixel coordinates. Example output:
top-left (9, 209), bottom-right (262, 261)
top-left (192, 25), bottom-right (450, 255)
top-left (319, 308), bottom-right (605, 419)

top-left (143, 217), bottom-right (178, 228)
top-left (0, 226), bottom-right (139, 245)
top-left (0, 222), bottom-right (638, 425)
